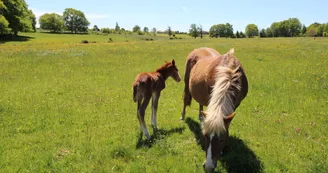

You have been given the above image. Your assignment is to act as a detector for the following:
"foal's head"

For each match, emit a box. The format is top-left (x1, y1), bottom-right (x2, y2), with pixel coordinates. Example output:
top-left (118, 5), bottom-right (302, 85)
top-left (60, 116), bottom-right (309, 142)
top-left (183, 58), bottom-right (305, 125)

top-left (201, 112), bottom-right (235, 173)
top-left (157, 59), bottom-right (181, 82)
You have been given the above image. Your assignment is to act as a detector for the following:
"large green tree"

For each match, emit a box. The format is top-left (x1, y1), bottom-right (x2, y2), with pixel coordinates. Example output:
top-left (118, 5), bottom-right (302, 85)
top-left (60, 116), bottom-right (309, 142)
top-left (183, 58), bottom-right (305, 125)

top-left (209, 23), bottom-right (234, 38)
top-left (225, 23), bottom-right (234, 37)
top-left (0, 1), bottom-right (10, 34)
top-left (115, 22), bottom-right (120, 32)
top-left (63, 8), bottom-right (90, 33)
top-left (167, 26), bottom-right (172, 37)
top-left (1, 0), bottom-right (35, 35)
top-left (39, 13), bottom-right (64, 32)
top-left (143, 27), bottom-right (149, 33)
top-left (189, 23), bottom-right (199, 38)
top-left (288, 18), bottom-right (302, 37)
top-left (152, 27), bottom-right (156, 36)
top-left (245, 24), bottom-right (259, 38)
top-left (132, 25), bottom-right (140, 32)
top-left (269, 18), bottom-right (302, 37)
top-left (306, 22), bottom-right (321, 37)
top-left (259, 29), bottom-right (267, 37)
top-left (28, 10), bottom-right (36, 32)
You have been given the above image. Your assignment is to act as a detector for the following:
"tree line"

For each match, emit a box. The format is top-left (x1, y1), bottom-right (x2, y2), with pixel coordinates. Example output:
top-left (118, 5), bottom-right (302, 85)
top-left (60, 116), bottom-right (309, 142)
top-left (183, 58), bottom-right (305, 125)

top-left (2, 0), bottom-right (328, 38)
top-left (190, 18), bottom-right (328, 39)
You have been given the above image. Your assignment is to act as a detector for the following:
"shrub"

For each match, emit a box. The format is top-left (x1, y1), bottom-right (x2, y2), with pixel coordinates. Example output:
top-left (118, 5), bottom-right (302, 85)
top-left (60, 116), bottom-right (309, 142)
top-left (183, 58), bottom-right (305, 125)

top-left (323, 32), bottom-right (328, 37)
top-left (81, 40), bottom-right (88, 44)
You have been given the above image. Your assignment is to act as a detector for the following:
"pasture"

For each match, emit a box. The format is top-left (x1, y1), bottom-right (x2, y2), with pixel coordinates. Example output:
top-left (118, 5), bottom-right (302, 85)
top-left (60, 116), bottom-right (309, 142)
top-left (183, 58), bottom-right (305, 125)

top-left (0, 33), bottom-right (327, 172)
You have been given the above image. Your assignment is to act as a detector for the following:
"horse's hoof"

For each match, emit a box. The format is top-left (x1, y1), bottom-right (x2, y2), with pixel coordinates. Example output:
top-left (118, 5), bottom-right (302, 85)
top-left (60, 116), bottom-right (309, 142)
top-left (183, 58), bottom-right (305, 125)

top-left (180, 117), bottom-right (185, 121)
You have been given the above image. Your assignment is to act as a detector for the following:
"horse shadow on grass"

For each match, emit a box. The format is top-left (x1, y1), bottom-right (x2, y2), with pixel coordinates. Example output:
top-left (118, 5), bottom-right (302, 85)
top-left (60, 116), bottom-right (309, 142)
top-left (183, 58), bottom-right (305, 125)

top-left (185, 117), bottom-right (264, 173)
top-left (136, 127), bottom-right (185, 149)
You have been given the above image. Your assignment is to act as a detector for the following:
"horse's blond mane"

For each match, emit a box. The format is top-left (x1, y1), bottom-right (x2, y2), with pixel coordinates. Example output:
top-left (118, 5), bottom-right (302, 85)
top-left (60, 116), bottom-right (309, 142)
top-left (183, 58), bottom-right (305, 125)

top-left (202, 49), bottom-right (241, 135)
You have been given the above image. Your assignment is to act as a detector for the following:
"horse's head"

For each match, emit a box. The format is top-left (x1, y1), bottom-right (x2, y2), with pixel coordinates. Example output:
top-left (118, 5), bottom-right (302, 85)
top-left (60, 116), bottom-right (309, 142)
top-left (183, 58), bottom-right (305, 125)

top-left (165, 59), bottom-right (181, 82)
top-left (201, 112), bottom-right (235, 173)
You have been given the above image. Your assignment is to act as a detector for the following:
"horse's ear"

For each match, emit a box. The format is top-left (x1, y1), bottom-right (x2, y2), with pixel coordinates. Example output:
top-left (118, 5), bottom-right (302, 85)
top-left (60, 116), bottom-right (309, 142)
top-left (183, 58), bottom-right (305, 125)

top-left (200, 111), bottom-right (207, 118)
top-left (228, 48), bottom-right (235, 56)
top-left (224, 112), bottom-right (235, 123)
top-left (172, 59), bottom-right (175, 65)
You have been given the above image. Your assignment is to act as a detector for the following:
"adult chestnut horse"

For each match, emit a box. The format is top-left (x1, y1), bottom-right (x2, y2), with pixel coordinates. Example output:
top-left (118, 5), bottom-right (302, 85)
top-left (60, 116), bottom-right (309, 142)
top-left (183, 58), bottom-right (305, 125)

top-left (133, 60), bottom-right (181, 140)
top-left (181, 47), bottom-right (221, 121)
top-left (181, 48), bottom-right (248, 172)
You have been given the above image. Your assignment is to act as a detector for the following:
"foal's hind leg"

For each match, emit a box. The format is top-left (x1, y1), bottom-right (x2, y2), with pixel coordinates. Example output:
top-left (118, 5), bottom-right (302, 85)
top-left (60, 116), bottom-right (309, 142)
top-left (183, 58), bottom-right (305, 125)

top-left (151, 92), bottom-right (161, 129)
top-left (138, 95), bottom-right (152, 140)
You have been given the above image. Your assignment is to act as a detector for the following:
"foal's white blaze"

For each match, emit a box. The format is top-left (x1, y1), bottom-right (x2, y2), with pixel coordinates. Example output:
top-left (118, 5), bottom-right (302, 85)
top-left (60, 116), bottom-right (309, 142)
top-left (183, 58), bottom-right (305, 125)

top-left (205, 132), bottom-right (216, 171)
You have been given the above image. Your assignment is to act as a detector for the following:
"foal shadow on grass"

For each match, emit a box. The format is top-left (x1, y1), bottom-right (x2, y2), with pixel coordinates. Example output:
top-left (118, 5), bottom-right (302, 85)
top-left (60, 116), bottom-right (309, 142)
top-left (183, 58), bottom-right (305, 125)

top-left (185, 117), bottom-right (264, 173)
top-left (136, 127), bottom-right (185, 149)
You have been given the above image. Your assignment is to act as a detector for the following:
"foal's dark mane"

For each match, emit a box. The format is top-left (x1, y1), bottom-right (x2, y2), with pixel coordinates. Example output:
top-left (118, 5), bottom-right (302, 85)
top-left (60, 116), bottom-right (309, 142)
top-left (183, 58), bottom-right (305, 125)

top-left (155, 62), bottom-right (174, 80)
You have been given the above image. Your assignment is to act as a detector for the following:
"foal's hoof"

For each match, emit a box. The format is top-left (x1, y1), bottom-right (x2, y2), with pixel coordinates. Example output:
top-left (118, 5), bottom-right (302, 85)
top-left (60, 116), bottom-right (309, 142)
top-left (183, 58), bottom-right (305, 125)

top-left (151, 125), bottom-right (159, 129)
top-left (180, 117), bottom-right (185, 121)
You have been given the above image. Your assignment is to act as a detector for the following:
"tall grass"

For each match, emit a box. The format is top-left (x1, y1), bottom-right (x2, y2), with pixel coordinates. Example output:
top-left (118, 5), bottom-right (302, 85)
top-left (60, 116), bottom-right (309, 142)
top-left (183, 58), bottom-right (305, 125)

top-left (0, 33), bottom-right (327, 172)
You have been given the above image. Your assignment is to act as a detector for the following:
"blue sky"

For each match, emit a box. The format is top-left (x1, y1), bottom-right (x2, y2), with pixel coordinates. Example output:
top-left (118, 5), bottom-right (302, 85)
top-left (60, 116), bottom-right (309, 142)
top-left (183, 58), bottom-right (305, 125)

top-left (26, 0), bottom-right (328, 32)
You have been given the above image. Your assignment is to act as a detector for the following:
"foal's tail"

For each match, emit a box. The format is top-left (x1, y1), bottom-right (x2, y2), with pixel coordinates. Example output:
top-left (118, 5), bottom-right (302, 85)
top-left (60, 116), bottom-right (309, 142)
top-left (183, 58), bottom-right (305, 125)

top-left (133, 82), bottom-right (139, 103)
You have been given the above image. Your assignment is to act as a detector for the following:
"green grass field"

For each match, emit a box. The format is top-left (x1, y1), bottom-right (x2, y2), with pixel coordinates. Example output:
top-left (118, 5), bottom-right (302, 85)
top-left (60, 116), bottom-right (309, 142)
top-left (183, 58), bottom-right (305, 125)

top-left (1, 33), bottom-right (327, 172)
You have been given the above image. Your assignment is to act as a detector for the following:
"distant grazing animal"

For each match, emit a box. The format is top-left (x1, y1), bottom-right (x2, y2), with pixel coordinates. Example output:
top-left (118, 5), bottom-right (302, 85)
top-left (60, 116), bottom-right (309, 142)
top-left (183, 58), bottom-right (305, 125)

top-left (181, 47), bottom-right (248, 172)
top-left (133, 60), bottom-right (181, 140)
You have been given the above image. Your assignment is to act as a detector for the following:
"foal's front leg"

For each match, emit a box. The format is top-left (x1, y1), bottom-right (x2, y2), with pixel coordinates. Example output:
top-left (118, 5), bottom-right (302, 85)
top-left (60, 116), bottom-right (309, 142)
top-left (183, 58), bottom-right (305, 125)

top-left (151, 92), bottom-right (160, 129)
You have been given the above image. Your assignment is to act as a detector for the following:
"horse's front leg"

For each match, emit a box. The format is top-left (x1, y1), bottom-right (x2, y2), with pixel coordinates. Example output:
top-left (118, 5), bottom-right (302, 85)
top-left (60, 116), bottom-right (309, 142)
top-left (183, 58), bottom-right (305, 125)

top-left (151, 92), bottom-right (160, 130)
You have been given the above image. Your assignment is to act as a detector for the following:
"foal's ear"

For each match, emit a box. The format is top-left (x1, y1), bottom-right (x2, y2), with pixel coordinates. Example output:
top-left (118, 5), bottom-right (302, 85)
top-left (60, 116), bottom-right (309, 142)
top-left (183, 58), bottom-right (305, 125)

top-left (172, 59), bottom-right (175, 65)
top-left (200, 111), bottom-right (207, 118)
top-left (224, 112), bottom-right (235, 123)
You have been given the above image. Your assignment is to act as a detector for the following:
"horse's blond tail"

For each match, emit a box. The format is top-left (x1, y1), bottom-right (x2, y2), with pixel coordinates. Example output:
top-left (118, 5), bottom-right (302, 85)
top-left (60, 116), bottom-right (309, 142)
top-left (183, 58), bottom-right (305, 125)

top-left (202, 49), bottom-right (242, 135)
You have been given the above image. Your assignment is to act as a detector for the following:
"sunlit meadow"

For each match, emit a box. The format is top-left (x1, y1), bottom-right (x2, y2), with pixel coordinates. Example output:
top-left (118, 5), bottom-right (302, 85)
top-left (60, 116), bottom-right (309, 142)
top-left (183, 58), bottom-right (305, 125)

top-left (0, 33), bottom-right (327, 172)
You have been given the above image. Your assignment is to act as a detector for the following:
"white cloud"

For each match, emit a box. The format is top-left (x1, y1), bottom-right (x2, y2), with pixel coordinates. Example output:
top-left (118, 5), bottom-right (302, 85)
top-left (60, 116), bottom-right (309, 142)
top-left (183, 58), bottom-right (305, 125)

top-left (31, 8), bottom-right (62, 19)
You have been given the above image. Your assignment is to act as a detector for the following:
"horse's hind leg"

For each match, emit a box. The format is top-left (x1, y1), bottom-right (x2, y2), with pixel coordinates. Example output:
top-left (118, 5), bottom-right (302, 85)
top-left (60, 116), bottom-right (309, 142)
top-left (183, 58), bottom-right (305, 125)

top-left (151, 92), bottom-right (160, 130)
top-left (181, 91), bottom-right (192, 120)
top-left (181, 59), bottom-right (193, 120)
top-left (138, 95), bottom-right (151, 140)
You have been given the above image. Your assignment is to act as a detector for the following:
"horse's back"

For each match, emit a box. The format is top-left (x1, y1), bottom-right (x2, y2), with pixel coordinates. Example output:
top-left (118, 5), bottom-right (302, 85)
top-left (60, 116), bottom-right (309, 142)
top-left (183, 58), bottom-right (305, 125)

top-left (133, 72), bottom-right (165, 98)
top-left (189, 53), bottom-right (248, 107)
top-left (189, 57), bottom-right (218, 106)
top-left (186, 47), bottom-right (220, 62)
